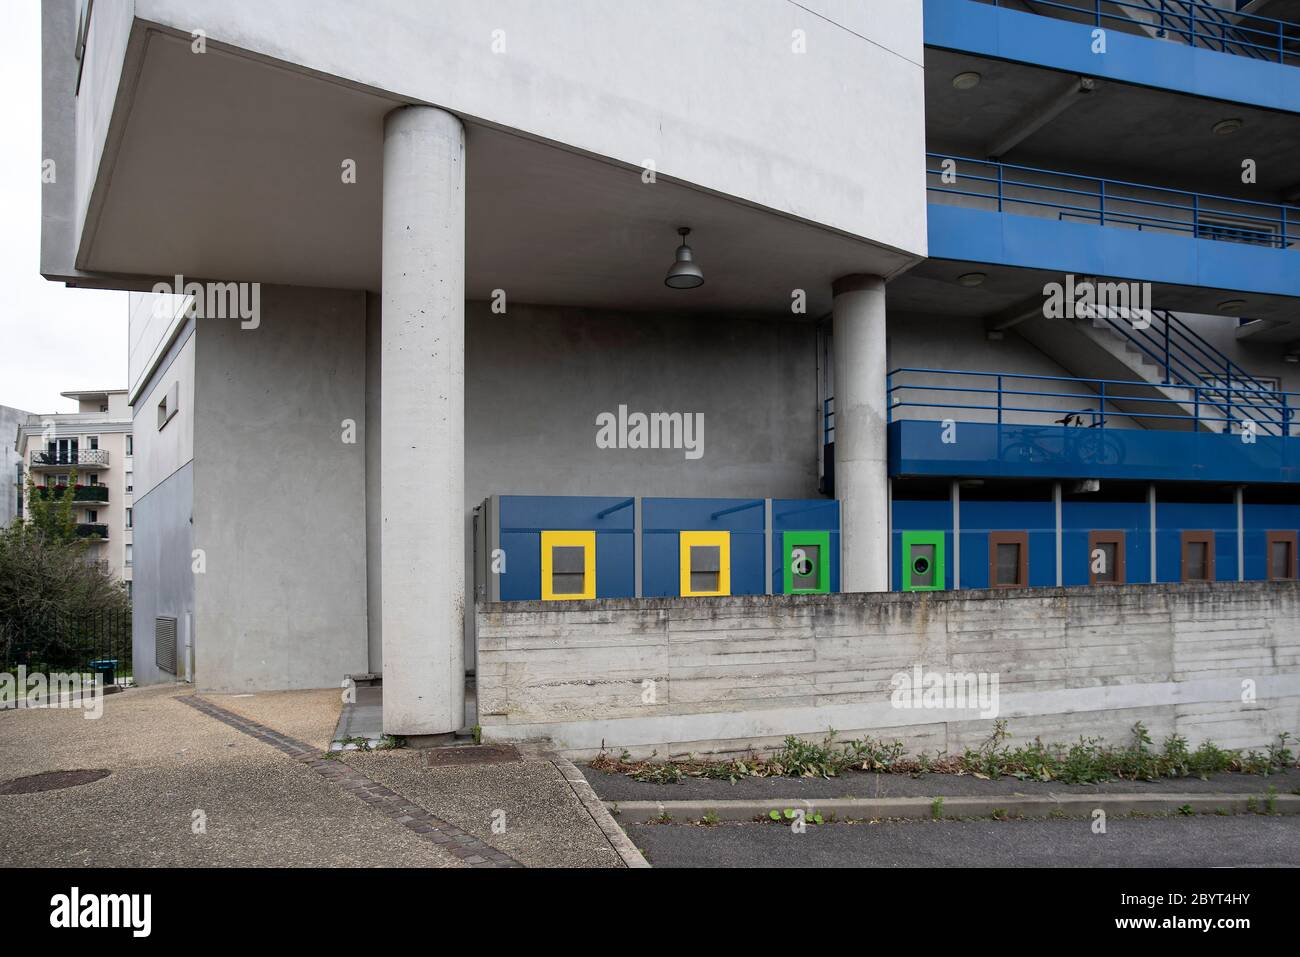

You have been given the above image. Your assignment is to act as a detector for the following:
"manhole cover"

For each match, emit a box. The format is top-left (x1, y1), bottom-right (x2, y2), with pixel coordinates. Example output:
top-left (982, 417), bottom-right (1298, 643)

top-left (0, 769), bottom-right (111, 794)
top-left (424, 745), bottom-right (520, 767)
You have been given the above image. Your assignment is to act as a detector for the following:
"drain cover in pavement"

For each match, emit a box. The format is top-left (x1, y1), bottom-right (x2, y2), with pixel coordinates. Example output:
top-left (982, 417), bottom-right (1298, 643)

top-left (425, 745), bottom-right (520, 767)
top-left (0, 769), bottom-right (111, 794)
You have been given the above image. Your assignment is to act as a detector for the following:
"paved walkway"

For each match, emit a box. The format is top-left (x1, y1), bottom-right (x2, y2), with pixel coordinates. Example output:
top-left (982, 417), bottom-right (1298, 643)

top-left (0, 683), bottom-right (636, 868)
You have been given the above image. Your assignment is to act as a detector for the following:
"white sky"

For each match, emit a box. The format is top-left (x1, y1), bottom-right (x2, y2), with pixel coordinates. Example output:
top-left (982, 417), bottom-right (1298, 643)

top-left (0, 1), bottom-right (128, 415)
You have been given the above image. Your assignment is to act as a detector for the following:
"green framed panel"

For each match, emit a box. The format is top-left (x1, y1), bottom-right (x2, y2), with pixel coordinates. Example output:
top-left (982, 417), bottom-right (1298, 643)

top-left (902, 531), bottom-right (945, 591)
top-left (783, 531), bottom-right (831, 595)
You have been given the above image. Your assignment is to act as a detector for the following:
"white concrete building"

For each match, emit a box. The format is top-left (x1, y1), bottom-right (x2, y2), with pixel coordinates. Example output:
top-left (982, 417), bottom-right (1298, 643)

top-left (39, 0), bottom-right (1300, 750)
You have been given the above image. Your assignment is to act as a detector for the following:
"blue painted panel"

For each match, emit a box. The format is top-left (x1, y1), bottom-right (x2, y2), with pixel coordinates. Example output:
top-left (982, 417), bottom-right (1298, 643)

top-left (1062, 500), bottom-right (1152, 585)
top-left (771, 499), bottom-right (841, 594)
top-left (927, 204), bottom-right (1300, 300)
top-left (498, 495), bottom-right (636, 600)
top-left (924, 0), bottom-right (1300, 113)
top-left (642, 497), bottom-right (766, 597)
top-left (891, 500), bottom-right (954, 591)
top-left (1156, 503), bottom-right (1239, 582)
top-left (890, 420), bottom-right (1300, 485)
top-left (959, 500), bottom-right (1057, 588)
top-left (1243, 504), bottom-right (1300, 580)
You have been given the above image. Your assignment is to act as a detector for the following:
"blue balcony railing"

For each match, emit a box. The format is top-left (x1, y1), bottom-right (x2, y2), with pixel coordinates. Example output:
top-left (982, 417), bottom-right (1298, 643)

top-left (971, 0), bottom-right (1300, 66)
top-left (886, 368), bottom-right (1297, 437)
top-left (927, 154), bottom-right (1299, 250)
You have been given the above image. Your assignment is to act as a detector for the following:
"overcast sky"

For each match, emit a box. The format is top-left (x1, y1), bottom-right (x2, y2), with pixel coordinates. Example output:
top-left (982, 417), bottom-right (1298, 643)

top-left (0, 1), bottom-right (128, 415)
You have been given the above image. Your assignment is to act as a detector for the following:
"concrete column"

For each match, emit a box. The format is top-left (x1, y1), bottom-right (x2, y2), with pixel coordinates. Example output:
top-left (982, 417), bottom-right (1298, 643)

top-left (832, 274), bottom-right (889, 592)
top-left (381, 106), bottom-right (465, 737)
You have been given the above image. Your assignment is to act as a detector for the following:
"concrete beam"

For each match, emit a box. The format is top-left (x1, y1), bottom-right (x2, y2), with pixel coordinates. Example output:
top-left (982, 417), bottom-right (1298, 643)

top-left (985, 76), bottom-right (1098, 160)
top-left (380, 105), bottom-right (466, 737)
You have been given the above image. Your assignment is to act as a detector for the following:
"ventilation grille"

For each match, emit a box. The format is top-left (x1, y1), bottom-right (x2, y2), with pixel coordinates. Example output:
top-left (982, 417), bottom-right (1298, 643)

top-left (155, 617), bottom-right (178, 674)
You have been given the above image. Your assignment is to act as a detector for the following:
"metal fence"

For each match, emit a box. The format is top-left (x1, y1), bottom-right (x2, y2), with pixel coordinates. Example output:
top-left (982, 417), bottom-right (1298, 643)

top-left (0, 609), bottom-right (132, 681)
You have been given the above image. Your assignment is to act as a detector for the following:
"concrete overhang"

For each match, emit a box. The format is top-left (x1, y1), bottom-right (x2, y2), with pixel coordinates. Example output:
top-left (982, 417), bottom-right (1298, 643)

top-left (50, 11), bottom-right (927, 315)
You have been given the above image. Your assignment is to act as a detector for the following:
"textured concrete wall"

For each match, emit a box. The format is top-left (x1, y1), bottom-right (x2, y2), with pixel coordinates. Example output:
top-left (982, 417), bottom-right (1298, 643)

top-left (192, 285), bottom-right (369, 692)
top-left (476, 582), bottom-right (1300, 758)
top-left (131, 460), bottom-right (194, 685)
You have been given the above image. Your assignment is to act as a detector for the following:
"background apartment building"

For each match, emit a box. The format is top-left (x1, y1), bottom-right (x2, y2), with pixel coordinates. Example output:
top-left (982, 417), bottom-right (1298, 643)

top-left (2, 404), bottom-right (32, 528)
top-left (39, 0), bottom-right (1298, 751)
top-left (16, 390), bottom-right (135, 593)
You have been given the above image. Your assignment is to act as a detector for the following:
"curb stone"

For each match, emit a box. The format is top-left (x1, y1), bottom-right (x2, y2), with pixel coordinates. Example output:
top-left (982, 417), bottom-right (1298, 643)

top-left (609, 792), bottom-right (1300, 823)
top-left (548, 753), bottom-right (652, 868)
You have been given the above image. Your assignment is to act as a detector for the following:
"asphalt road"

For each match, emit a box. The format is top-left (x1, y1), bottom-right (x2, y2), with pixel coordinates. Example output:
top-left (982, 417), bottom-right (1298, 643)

top-left (629, 815), bottom-right (1300, 868)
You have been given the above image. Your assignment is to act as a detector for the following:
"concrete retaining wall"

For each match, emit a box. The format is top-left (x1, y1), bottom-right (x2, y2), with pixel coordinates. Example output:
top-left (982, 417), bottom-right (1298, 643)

top-left (476, 582), bottom-right (1300, 758)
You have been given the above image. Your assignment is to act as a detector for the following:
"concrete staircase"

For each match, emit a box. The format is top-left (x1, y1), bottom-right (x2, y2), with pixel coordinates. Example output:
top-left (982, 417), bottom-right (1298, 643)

top-left (1014, 307), bottom-right (1289, 435)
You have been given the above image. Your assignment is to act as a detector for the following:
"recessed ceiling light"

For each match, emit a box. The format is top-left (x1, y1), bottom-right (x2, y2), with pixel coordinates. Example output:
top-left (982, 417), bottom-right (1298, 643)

top-left (957, 272), bottom-right (987, 287)
top-left (1212, 118), bottom-right (1243, 136)
top-left (1285, 354), bottom-right (1299, 364)
top-left (1217, 299), bottom-right (1247, 314)
top-left (952, 72), bottom-right (982, 91)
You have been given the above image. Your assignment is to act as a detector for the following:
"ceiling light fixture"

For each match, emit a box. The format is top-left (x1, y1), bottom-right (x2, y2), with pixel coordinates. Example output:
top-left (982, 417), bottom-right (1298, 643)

top-left (958, 272), bottom-right (987, 287)
top-left (664, 227), bottom-right (704, 289)
top-left (1217, 299), bottom-right (1247, 314)
top-left (1212, 118), bottom-right (1243, 136)
top-left (952, 72), bottom-right (982, 90)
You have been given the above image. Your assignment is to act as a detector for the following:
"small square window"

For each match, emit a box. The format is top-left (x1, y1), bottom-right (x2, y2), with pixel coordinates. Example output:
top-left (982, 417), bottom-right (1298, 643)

top-left (1267, 532), bottom-right (1297, 581)
top-left (540, 531), bottom-right (595, 601)
top-left (679, 531), bottom-right (731, 597)
top-left (1181, 531), bottom-right (1215, 582)
top-left (1088, 531), bottom-right (1126, 585)
top-left (988, 532), bottom-right (1028, 588)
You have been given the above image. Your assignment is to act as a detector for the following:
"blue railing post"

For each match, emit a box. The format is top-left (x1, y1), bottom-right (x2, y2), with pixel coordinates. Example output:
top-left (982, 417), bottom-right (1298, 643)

top-left (1225, 369), bottom-right (1233, 435)
top-left (1193, 387), bottom-right (1200, 431)
top-left (1099, 179), bottom-right (1105, 227)
top-left (996, 375), bottom-right (1003, 425)
top-left (996, 163), bottom-right (1004, 213)
top-left (1162, 318), bottom-right (1171, 384)
top-left (1099, 381), bottom-right (1106, 428)
top-left (1094, 0), bottom-right (1101, 28)
top-left (1192, 192), bottom-right (1200, 238)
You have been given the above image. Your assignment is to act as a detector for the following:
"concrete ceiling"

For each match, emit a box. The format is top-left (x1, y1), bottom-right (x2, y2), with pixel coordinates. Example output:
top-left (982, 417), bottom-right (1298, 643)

top-left (80, 28), bottom-right (915, 315)
top-left (923, 48), bottom-right (1300, 198)
top-left (889, 257), bottom-right (1300, 344)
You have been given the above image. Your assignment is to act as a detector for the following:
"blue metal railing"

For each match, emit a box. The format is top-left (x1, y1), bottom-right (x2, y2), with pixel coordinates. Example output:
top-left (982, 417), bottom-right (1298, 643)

top-left (927, 154), bottom-right (1299, 249)
top-left (1087, 309), bottom-right (1289, 431)
top-left (882, 368), bottom-right (1296, 437)
top-left (971, 0), bottom-right (1300, 66)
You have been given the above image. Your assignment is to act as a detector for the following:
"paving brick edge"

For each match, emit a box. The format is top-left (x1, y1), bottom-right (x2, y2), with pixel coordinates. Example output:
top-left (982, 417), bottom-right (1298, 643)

top-left (180, 694), bottom-right (523, 868)
top-left (609, 792), bottom-right (1300, 823)
top-left (549, 754), bottom-right (651, 868)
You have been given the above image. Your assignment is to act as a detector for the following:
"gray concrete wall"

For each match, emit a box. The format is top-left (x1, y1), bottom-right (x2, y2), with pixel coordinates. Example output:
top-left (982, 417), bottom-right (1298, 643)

top-left (192, 285), bottom-right (369, 692)
top-left (130, 460), bottom-right (194, 685)
top-left (476, 582), bottom-right (1300, 758)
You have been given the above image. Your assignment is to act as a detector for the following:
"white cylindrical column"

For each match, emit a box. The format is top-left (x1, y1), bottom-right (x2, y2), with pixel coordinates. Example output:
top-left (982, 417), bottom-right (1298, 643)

top-left (381, 106), bottom-right (465, 736)
top-left (832, 274), bottom-right (889, 593)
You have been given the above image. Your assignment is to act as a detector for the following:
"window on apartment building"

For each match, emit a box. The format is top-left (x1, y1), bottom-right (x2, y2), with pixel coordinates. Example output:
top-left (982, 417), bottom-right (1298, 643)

top-left (125, 434), bottom-right (133, 455)
top-left (1181, 531), bottom-right (1215, 582)
top-left (87, 436), bottom-right (98, 450)
top-left (1088, 531), bottom-right (1126, 585)
top-left (125, 544), bottom-right (133, 567)
top-left (125, 508), bottom-right (133, 529)
top-left (1267, 532), bottom-right (1297, 581)
top-left (988, 532), bottom-right (1028, 588)
top-left (126, 471), bottom-right (133, 494)
top-left (87, 510), bottom-right (98, 524)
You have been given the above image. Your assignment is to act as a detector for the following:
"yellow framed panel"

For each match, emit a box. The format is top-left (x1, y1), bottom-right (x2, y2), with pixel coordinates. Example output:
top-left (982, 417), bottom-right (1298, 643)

top-left (540, 530), bottom-right (596, 600)
top-left (679, 530), bottom-right (731, 597)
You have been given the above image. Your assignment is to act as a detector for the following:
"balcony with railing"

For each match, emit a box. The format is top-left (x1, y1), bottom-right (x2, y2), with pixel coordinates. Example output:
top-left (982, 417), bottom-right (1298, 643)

top-left (926, 154), bottom-right (1300, 299)
top-left (28, 449), bottom-right (110, 470)
top-left (75, 523), bottom-right (109, 541)
top-left (33, 484), bottom-right (109, 504)
top-left (883, 368), bottom-right (1299, 483)
top-left (925, 0), bottom-right (1300, 111)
